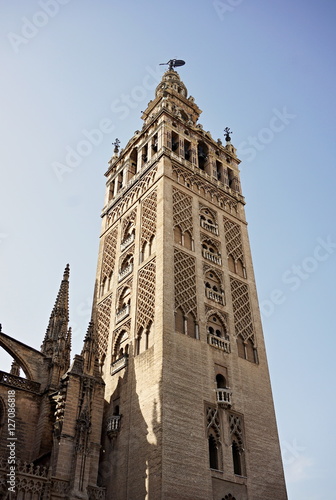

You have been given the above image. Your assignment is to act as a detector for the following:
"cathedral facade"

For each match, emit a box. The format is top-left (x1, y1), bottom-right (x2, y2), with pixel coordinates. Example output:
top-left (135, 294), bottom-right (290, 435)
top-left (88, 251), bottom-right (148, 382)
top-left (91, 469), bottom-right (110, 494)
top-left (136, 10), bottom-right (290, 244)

top-left (0, 67), bottom-right (287, 499)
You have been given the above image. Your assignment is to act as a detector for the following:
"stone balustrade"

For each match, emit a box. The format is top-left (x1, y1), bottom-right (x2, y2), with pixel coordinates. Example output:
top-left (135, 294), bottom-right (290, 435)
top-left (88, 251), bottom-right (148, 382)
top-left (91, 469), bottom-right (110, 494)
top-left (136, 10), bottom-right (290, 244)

top-left (115, 304), bottom-right (130, 324)
top-left (111, 355), bottom-right (128, 375)
top-left (202, 250), bottom-right (222, 265)
top-left (120, 233), bottom-right (135, 252)
top-left (216, 387), bottom-right (232, 407)
top-left (118, 263), bottom-right (133, 282)
top-left (0, 371), bottom-right (41, 393)
top-left (206, 289), bottom-right (224, 305)
top-left (207, 334), bottom-right (230, 353)
top-left (200, 219), bottom-right (219, 235)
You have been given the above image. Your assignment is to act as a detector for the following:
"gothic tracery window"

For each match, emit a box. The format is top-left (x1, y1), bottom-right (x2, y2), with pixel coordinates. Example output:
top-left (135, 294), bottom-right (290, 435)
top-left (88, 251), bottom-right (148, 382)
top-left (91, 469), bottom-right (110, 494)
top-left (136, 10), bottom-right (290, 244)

top-left (206, 406), bottom-right (222, 471)
top-left (229, 414), bottom-right (246, 477)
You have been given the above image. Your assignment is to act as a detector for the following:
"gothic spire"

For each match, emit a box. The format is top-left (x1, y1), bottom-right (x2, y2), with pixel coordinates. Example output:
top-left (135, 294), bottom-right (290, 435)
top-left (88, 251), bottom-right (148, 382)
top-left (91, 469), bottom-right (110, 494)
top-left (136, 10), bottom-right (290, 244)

top-left (41, 264), bottom-right (70, 359)
top-left (81, 320), bottom-right (99, 376)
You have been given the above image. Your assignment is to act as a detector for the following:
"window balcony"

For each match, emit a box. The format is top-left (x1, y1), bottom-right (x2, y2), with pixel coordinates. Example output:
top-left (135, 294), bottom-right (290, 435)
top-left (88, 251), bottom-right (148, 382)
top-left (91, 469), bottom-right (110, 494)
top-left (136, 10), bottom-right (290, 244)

top-left (118, 263), bottom-right (133, 282)
top-left (106, 415), bottom-right (121, 438)
top-left (121, 233), bottom-right (135, 252)
top-left (116, 304), bottom-right (130, 324)
top-left (206, 289), bottom-right (225, 305)
top-left (200, 219), bottom-right (219, 235)
top-left (202, 250), bottom-right (222, 266)
top-left (111, 355), bottom-right (128, 375)
top-left (207, 334), bottom-right (230, 353)
top-left (216, 388), bottom-right (232, 408)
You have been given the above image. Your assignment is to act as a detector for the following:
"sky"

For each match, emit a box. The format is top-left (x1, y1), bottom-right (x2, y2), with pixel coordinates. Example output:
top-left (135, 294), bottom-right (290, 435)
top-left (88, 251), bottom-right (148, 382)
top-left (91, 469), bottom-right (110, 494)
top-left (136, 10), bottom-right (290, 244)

top-left (0, 1), bottom-right (335, 498)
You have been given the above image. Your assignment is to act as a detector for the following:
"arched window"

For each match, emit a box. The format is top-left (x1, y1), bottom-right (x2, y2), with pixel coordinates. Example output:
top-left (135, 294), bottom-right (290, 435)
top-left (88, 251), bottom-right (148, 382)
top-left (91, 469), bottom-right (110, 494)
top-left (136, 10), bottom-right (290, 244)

top-left (184, 230), bottom-right (193, 250)
top-left (141, 143), bottom-right (148, 166)
top-left (200, 208), bottom-right (218, 235)
top-left (246, 338), bottom-right (255, 362)
top-left (116, 287), bottom-right (131, 324)
top-left (100, 277), bottom-right (106, 297)
top-left (136, 322), bottom-right (153, 355)
top-left (140, 241), bottom-right (147, 264)
top-left (171, 130), bottom-right (179, 153)
top-left (121, 254), bottom-right (133, 271)
top-left (232, 440), bottom-right (242, 475)
top-left (149, 234), bottom-right (155, 256)
top-left (208, 434), bottom-right (219, 470)
top-left (121, 223), bottom-right (135, 252)
top-left (129, 147), bottom-right (138, 176)
top-left (198, 141), bottom-right (209, 171)
top-left (136, 327), bottom-right (144, 355)
top-left (118, 287), bottom-right (130, 311)
top-left (236, 335), bottom-right (246, 359)
top-left (184, 139), bottom-right (191, 160)
top-left (228, 255), bottom-right (235, 273)
top-left (112, 331), bottom-right (129, 363)
top-left (216, 374), bottom-right (227, 389)
top-left (119, 254), bottom-right (133, 281)
top-left (186, 312), bottom-right (196, 338)
top-left (216, 160), bottom-right (223, 181)
top-left (174, 226), bottom-right (183, 245)
top-left (236, 258), bottom-right (245, 278)
top-left (108, 180), bottom-right (115, 202)
top-left (146, 321), bottom-right (153, 349)
top-left (151, 133), bottom-right (158, 153)
top-left (204, 271), bottom-right (223, 304)
top-left (107, 271), bottom-right (113, 291)
top-left (175, 307), bottom-right (184, 334)
top-left (237, 336), bottom-right (257, 363)
top-left (202, 240), bottom-right (222, 265)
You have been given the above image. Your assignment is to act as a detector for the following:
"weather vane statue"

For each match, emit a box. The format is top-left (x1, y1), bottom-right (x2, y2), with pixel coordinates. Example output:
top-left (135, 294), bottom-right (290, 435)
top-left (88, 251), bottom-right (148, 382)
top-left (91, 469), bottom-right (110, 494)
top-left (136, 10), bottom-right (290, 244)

top-left (224, 127), bottom-right (232, 142)
top-left (112, 138), bottom-right (120, 154)
top-left (160, 59), bottom-right (186, 71)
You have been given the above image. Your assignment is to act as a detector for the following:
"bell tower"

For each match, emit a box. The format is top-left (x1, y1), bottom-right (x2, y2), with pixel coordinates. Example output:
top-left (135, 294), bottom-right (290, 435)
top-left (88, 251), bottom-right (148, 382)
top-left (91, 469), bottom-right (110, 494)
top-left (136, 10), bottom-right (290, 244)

top-left (94, 63), bottom-right (287, 500)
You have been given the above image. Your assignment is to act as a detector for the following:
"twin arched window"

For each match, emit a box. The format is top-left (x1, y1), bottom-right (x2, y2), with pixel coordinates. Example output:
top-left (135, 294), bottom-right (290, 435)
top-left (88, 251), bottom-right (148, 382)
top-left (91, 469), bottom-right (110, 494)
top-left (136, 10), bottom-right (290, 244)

top-left (136, 322), bottom-right (153, 355)
top-left (140, 235), bottom-right (156, 263)
top-left (207, 315), bottom-right (227, 339)
top-left (112, 331), bottom-right (129, 363)
top-left (174, 226), bottom-right (193, 250)
top-left (175, 307), bottom-right (197, 338)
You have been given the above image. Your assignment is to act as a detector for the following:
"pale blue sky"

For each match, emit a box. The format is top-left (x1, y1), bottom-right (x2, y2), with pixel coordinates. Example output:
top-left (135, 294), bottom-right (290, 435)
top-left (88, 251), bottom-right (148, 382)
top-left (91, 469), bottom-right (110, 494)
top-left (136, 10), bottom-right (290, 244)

top-left (1, 1), bottom-right (335, 498)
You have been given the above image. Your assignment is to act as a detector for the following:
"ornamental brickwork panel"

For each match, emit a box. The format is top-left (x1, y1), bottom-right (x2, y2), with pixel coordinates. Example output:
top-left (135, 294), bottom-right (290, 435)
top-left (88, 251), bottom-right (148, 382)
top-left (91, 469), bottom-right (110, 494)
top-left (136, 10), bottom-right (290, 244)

top-left (107, 165), bottom-right (158, 226)
top-left (174, 249), bottom-right (197, 316)
top-left (101, 228), bottom-right (118, 282)
top-left (223, 217), bottom-right (245, 264)
top-left (172, 163), bottom-right (238, 214)
top-left (172, 188), bottom-right (193, 236)
top-left (97, 295), bottom-right (112, 361)
top-left (136, 259), bottom-right (156, 333)
top-left (230, 278), bottom-right (254, 342)
top-left (141, 189), bottom-right (157, 246)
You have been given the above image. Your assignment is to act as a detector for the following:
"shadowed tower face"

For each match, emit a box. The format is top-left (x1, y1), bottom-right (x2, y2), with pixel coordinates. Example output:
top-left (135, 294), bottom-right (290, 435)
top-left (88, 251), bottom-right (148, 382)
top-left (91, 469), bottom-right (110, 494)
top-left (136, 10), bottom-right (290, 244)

top-left (95, 68), bottom-right (287, 500)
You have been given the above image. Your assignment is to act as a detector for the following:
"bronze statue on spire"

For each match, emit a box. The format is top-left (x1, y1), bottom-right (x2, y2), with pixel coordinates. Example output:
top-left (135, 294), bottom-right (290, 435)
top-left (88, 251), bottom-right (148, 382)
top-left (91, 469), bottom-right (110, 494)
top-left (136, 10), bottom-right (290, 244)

top-left (160, 59), bottom-right (185, 71)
